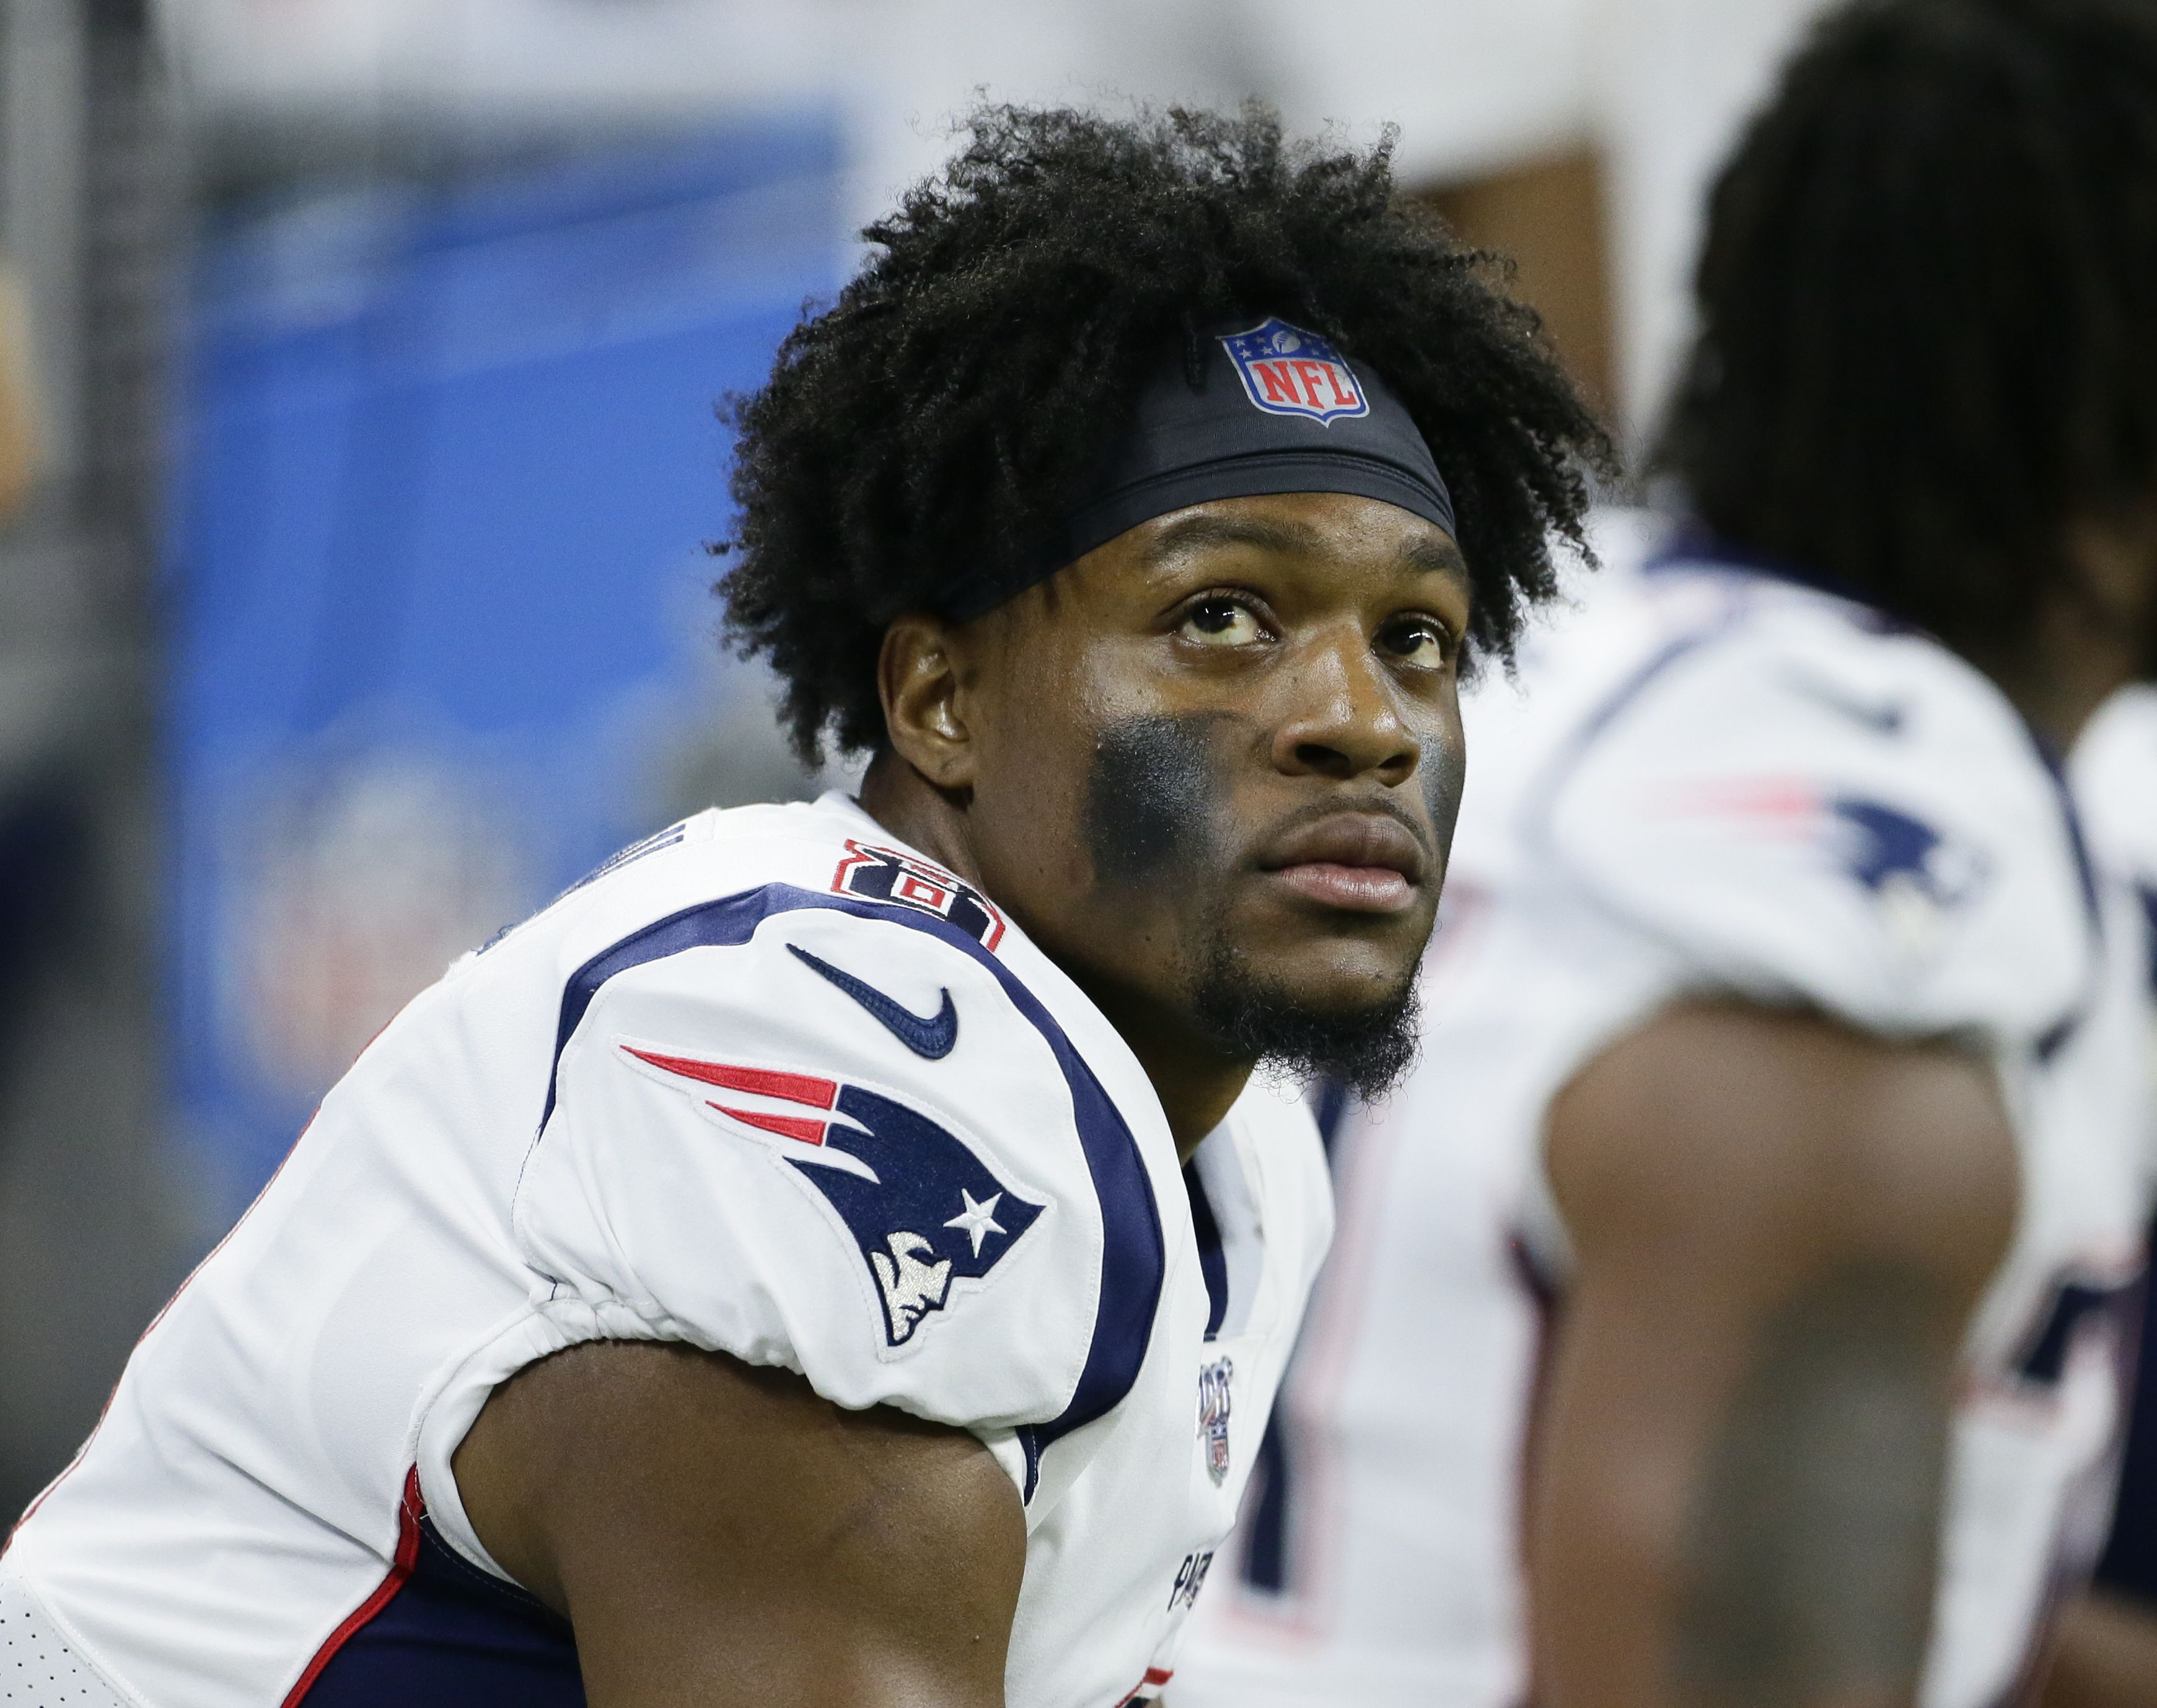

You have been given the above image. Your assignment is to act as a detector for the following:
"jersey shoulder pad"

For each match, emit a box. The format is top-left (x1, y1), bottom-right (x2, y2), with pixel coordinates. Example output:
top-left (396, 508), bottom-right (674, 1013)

top-left (1537, 607), bottom-right (2093, 1047)
top-left (514, 889), bottom-right (1162, 1446)
top-left (514, 798), bottom-right (1015, 957)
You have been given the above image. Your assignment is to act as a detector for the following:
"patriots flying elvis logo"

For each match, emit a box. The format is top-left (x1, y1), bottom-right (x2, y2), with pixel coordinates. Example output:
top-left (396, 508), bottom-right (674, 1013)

top-left (620, 1044), bottom-right (1043, 1345)
top-left (1219, 317), bottom-right (1369, 425)
top-left (1672, 780), bottom-right (1990, 961)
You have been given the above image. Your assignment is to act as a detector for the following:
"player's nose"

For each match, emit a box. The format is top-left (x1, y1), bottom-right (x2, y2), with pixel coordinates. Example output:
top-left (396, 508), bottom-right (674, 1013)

top-left (1268, 623), bottom-right (1420, 785)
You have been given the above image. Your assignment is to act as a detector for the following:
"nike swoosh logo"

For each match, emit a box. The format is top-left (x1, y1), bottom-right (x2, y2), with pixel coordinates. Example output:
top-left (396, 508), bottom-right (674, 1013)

top-left (1783, 670), bottom-right (1907, 736)
top-left (788, 943), bottom-right (959, 1060)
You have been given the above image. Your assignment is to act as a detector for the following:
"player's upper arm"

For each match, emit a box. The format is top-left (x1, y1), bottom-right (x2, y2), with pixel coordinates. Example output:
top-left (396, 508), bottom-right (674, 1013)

top-left (455, 1338), bottom-right (1025, 1708)
top-left (1531, 1001), bottom-right (2019, 1708)
top-left (1547, 999), bottom-right (2018, 1330)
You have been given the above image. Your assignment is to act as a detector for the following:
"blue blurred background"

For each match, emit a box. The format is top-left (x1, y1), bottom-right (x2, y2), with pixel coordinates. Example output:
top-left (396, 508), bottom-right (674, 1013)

top-left (172, 121), bottom-right (840, 1208)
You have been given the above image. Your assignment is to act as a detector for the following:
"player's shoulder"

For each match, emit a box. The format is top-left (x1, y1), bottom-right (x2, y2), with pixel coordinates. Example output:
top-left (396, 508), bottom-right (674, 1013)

top-left (491, 793), bottom-right (1008, 965)
top-left (503, 794), bottom-right (1175, 1479)
top-left (1594, 557), bottom-right (2055, 809)
top-left (1526, 546), bottom-right (2096, 1048)
top-left (522, 794), bottom-right (1133, 1149)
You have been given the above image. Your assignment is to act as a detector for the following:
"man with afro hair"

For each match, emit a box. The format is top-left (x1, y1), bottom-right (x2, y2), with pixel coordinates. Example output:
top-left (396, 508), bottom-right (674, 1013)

top-left (0, 106), bottom-right (1601, 1706)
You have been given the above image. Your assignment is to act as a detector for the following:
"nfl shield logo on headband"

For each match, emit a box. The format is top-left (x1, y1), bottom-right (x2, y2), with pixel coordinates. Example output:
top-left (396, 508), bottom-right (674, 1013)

top-left (1219, 318), bottom-right (1371, 425)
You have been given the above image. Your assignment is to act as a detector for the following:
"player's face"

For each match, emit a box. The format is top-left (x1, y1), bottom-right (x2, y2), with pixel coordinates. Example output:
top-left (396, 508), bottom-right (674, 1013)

top-left (955, 491), bottom-right (1469, 1085)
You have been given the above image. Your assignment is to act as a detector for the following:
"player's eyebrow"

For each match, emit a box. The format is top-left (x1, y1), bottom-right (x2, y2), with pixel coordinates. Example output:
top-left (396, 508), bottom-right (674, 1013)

top-left (1398, 533), bottom-right (1470, 583)
top-left (1143, 511), bottom-right (1469, 584)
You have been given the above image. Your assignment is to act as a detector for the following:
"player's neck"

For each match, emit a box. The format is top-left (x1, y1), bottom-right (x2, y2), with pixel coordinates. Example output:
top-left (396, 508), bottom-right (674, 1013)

top-left (856, 755), bottom-right (1250, 1160)
top-left (1979, 515), bottom-right (2155, 752)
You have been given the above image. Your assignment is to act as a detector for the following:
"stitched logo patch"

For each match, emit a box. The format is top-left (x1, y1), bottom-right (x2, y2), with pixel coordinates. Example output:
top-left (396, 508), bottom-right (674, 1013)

top-left (788, 943), bottom-right (958, 1060)
top-left (832, 841), bottom-right (1006, 950)
top-left (1666, 780), bottom-right (1992, 963)
top-left (621, 1044), bottom-right (1042, 1345)
top-left (1218, 317), bottom-right (1369, 425)
top-left (1197, 1355), bottom-right (1234, 1486)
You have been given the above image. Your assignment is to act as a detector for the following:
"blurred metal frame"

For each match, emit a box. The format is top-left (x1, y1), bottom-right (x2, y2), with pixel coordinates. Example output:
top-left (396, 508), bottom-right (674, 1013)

top-left (0, 0), bottom-right (191, 1524)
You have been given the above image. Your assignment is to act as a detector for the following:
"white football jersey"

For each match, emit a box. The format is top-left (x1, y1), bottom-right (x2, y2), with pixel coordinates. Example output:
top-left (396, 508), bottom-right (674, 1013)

top-left (1175, 516), bottom-right (2154, 1708)
top-left (2073, 683), bottom-right (2157, 1101)
top-left (1, 792), bottom-right (1331, 1708)
top-left (2071, 684), bottom-right (2157, 1601)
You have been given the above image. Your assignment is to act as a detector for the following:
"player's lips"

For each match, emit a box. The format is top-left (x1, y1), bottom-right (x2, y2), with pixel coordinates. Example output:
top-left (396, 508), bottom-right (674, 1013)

top-left (1256, 812), bottom-right (1428, 915)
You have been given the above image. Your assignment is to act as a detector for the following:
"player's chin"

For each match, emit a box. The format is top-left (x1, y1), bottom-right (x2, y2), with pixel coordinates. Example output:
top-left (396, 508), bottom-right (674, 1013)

top-left (1262, 948), bottom-right (1420, 1018)
top-left (1226, 910), bottom-right (1429, 1013)
top-left (1189, 930), bottom-right (1423, 1099)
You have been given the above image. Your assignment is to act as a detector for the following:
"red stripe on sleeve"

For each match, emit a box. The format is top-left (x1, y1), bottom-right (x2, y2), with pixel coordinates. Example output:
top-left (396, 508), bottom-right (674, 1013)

top-left (622, 1046), bottom-right (838, 1109)
top-left (711, 1104), bottom-right (828, 1145)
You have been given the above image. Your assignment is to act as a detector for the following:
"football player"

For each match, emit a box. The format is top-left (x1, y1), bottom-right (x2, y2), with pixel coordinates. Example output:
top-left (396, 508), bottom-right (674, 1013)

top-left (0, 108), bottom-right (1604, 1706)
top-left (2049, 685), bottom-right (2157, 1706)
top-left (1175, 4), bottom-right (2157, 1707)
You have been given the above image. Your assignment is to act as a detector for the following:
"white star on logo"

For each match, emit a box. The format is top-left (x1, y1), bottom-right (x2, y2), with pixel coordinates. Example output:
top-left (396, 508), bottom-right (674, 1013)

top-left (942, 1188), bottom-right (1006, 1257)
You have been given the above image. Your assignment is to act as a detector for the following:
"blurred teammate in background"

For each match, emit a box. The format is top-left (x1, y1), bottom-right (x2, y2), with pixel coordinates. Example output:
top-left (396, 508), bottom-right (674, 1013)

top-left (1176, 3), bottom-right (2157, 1707)
top-left (0, 108), bottom-right (1605, 1707)
top-left (2050, 687), bottom-right (2157, 1706)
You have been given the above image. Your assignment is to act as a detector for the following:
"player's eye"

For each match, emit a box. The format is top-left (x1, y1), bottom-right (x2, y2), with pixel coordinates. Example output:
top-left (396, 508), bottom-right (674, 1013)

top-left (1179, 596), bottom-right (1270, 648)
top-left (1377, 613), bottom-right (1454, 669)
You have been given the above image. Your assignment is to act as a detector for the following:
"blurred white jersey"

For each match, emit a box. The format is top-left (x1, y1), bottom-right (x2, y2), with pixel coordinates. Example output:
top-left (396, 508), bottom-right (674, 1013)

top-left (1, 792), bottom-right (1331, 1708)
top-left (1176, 516), bottom-right (2154, 1708)
top-left (2074, 683), bottom-right (2157, 1028)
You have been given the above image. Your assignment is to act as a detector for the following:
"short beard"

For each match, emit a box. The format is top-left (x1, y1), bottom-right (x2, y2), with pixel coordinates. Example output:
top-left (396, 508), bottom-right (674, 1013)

top-left (1188, 937), bottom-right (1422, 1101)
top-left (1081, 710), bottom-right (1429, 1101)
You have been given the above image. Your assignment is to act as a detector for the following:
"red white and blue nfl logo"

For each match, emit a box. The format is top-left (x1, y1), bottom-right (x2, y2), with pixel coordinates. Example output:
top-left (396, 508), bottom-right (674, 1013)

top-left (1219, 317), bottom-right (1369, 425)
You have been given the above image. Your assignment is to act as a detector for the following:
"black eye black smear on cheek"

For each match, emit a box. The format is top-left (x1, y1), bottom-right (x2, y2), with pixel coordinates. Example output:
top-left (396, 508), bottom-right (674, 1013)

top-left (1421, 730), bottom-right (1467, 867)
top-left (1084, 713), bottom-right (1226, 888)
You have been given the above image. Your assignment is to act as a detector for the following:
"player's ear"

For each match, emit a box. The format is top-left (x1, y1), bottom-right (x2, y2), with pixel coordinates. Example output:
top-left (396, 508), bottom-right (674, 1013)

top-left (879, 613), bottom-right (977, 790)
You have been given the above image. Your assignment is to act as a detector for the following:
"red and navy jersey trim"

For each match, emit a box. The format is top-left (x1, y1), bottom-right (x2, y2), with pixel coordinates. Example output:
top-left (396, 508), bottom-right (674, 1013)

top-left (288, 1469), bottom-right (583, 1705)
top-left (538, 882), bottom-right (1166, 1501)
top-left (283, 1469), bottom-right (426, 1705)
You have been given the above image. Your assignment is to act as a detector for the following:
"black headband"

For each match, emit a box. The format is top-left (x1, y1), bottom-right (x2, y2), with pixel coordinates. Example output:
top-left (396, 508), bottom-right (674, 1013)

top-left (939, 317), bottom-right (1458, 622)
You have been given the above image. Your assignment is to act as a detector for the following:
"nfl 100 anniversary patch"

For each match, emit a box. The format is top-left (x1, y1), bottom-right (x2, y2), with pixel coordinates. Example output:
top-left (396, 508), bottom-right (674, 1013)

top-left (1219, 318), bottom-right (1369, 425)
top-left (1197, 1355), bottom-right (1234, 1486)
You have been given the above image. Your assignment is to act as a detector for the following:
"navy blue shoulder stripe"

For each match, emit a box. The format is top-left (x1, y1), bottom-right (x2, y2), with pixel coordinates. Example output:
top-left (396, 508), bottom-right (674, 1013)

top-left (536, 882), bottom-right (1166, 1502)
top-left (2024, 723), bottom-right (2105, 1063)
top-left (1185, 1161), bottom-right (1229, 1342)
top-left (1521, 617), bottom-right (1739, 858)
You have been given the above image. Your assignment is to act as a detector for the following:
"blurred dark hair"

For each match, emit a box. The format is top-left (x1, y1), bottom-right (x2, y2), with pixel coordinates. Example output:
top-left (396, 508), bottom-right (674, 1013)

top-left (721, 104), bottom-right (1608, 763)
top-left (1658, 0), bottom-right (2157, 654)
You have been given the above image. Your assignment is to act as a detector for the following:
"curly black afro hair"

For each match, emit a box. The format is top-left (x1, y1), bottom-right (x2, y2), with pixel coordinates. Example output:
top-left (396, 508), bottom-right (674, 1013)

top-left (1659, 0), bottom-right (2157, 657)
top-left (721, 103), bottom-right (1610, 763)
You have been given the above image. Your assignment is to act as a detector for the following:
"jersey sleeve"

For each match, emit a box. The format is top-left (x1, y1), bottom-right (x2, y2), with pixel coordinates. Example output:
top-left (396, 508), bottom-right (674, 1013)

top-left (510, 900), bottom-right (1125, 1438)
top-left (1537, 626), bottom-right (2094, 1051)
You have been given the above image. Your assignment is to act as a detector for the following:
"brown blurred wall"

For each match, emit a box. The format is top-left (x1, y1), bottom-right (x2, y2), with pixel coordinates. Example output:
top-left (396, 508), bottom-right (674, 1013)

top-left (0, 266), bottom-right (35, 519)
top-left (1413, 146), bottom-right (1618, 428)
